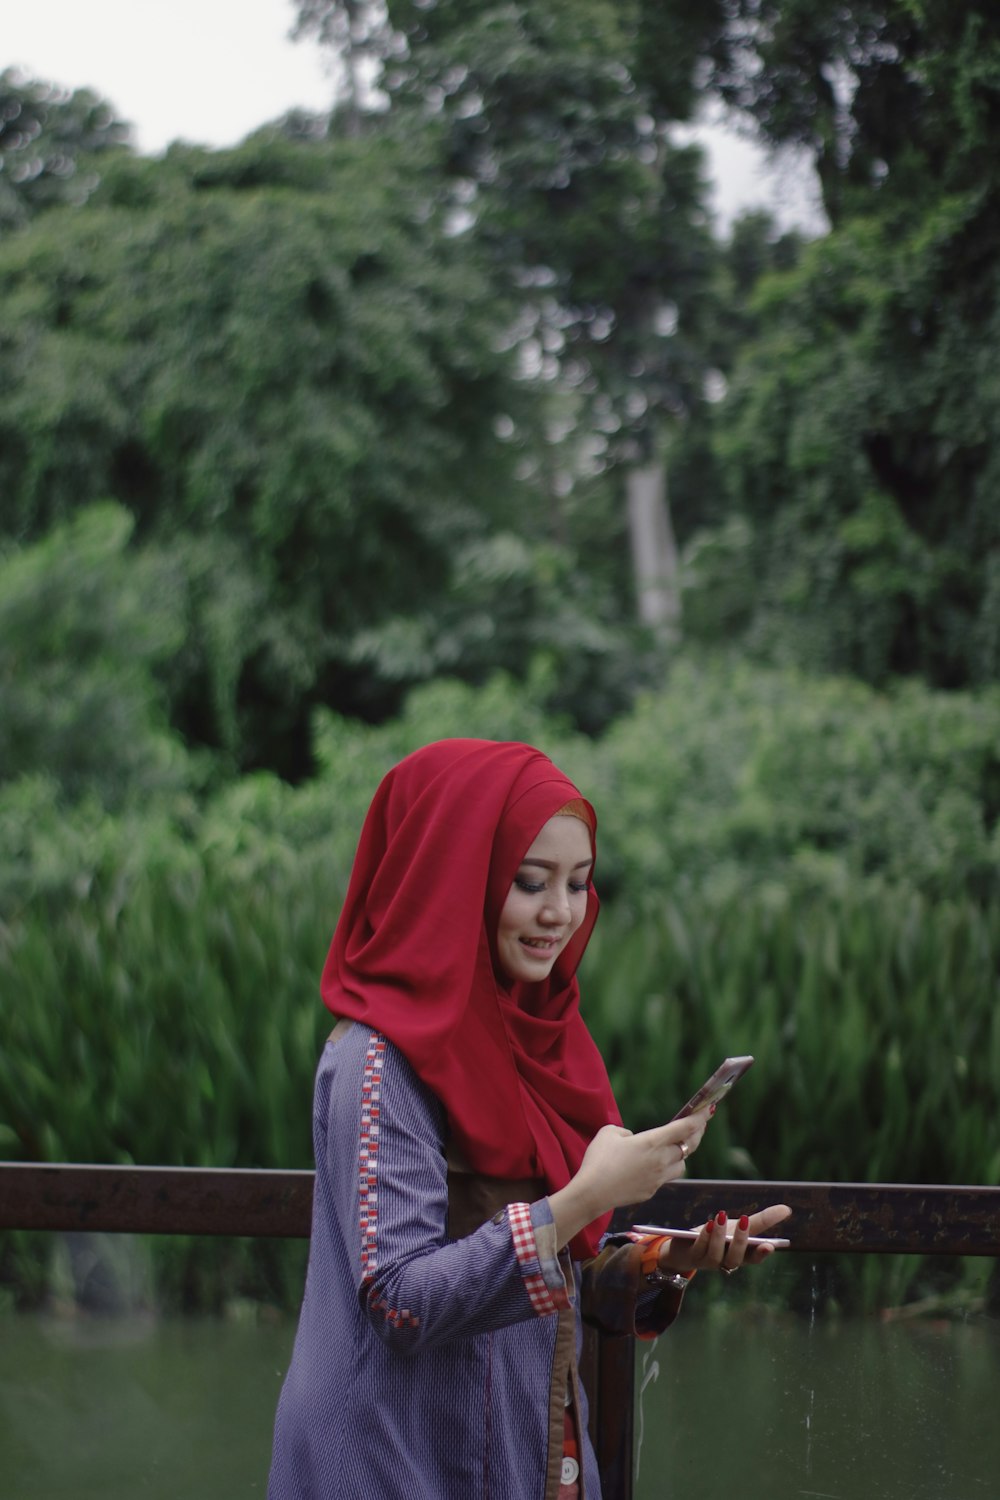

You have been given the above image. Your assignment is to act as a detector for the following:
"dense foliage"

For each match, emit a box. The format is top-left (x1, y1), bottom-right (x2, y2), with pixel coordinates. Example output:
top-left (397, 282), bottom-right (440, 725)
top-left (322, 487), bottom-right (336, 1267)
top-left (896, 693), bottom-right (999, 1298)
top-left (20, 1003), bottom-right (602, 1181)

top-left (0, 67), bottom-right (130, 230)
top-left (296, 0), bottom-right (723, 456)
top-left (0, 126), bottom-right (652, 770)
top-left (682, 0), bottom-right (1000, 685)
top-left (3, 0), bottom-right (1000, 1318)
top-left (701, 0), bottom-right (1000, 223)
top-left (2, 665), bottom-right (999, 1312)
top-left (690, 187), bottom-right (1000, 686)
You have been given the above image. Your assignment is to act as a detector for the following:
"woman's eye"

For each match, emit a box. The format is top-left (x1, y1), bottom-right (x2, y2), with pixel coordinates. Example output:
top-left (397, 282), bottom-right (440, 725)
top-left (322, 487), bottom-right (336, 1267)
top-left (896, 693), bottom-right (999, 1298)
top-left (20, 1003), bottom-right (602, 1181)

top-left (514, 876), bottom-right (591, 896)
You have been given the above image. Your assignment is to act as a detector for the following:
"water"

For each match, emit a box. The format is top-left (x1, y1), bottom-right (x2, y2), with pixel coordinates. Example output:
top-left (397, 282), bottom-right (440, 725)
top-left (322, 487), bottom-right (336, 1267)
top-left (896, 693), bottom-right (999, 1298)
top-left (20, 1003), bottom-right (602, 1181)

top-left (2, 1299), bottom-right (998, 1498)
top-left (0, 1310), bottom-right (291, 1498)
top-left (634, 1313), bottom-right (1000, 1500)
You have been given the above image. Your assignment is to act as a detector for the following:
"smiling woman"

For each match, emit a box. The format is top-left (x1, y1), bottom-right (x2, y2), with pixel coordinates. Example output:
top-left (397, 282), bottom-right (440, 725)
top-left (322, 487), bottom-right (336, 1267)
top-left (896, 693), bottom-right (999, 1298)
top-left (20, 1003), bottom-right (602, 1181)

top-left (495, 808), bottom-right (594, 984)
top-left (267, 738), bottom-right (789, 1499)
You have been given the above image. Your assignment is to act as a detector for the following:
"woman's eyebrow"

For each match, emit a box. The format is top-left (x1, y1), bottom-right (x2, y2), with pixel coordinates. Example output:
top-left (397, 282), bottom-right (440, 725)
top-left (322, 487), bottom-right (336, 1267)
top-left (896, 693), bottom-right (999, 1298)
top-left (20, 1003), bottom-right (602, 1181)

top-left (519, 857), bottom-right (594, 871)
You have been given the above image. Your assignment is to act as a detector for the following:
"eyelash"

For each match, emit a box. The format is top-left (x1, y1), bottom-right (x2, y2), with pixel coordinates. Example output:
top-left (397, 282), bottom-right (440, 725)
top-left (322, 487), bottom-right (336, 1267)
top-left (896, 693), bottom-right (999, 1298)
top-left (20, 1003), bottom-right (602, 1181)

top-left (514, 877), bottom-right (590, 895)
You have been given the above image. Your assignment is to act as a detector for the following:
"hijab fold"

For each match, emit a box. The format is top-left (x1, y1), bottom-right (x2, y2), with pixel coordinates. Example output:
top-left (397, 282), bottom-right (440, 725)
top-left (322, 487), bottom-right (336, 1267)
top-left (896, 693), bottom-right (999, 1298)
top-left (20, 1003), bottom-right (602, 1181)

top-left (321, 738), bottom-right (621, 1258)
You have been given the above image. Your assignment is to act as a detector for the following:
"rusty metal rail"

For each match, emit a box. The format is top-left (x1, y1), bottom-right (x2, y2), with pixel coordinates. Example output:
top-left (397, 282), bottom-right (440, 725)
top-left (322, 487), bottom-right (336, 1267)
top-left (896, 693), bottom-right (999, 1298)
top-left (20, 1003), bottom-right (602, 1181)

top-left (3, 1163), bottom-right (999, 1255)
top-left (3, 1164), bottom-right (998, 1500)
top-left (0, 1162), bottom-right (314, 1238)
top-left (629, 1178), bottom-right (1000, 1257)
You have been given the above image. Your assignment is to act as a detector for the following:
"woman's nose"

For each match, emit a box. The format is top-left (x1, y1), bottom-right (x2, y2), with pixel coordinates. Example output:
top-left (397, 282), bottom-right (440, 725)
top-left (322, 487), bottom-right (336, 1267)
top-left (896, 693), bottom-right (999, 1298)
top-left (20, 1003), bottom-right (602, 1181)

top-left (540, 891), bottom-right (571, 924)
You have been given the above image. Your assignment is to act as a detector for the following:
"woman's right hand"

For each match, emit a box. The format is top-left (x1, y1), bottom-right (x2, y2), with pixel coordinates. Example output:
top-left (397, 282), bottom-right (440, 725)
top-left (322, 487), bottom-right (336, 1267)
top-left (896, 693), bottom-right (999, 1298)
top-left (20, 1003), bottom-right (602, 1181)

top-left (549, 1110), bottom-right (710, 1250)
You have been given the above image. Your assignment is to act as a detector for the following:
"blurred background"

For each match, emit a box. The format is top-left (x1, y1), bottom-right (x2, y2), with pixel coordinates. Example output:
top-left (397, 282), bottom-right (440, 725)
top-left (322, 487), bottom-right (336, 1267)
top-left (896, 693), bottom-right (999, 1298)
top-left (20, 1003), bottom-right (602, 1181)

top-left (1, 1), bottom-right (999, 1492)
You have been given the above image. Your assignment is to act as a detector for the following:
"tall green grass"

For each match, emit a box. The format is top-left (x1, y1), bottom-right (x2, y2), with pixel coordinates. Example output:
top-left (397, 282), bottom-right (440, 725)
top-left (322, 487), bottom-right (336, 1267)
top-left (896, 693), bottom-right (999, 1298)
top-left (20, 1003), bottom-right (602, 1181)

top-left (0, 850), bottom-right (338, 1311)
top-left (2, 862), bottom-right (998, 1314)
top-left (581, 889), bottom-right (1000, 1316)
top-left (584, 889), bottom-right (1000, 1188)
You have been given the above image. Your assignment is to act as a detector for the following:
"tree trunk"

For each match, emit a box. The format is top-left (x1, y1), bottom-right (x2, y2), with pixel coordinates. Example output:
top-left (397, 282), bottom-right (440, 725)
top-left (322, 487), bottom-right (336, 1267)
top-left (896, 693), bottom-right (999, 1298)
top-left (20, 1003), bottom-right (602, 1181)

top-left (625, 461), bottom-right (681, 640)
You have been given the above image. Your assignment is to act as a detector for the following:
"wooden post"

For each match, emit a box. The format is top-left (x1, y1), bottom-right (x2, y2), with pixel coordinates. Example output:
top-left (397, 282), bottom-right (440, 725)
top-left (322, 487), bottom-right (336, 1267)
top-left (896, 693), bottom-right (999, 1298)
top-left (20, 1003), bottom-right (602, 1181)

top-left (582, 1322), bottom-right (635, 1499)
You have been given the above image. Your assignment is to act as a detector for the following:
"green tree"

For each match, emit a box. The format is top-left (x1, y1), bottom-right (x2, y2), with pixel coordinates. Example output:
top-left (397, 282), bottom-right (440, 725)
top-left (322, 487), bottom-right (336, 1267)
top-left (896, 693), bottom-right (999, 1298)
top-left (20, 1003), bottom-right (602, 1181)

top-left (295, 0), bottom-right (724, 636)
top-left (680, 196), bottom-right (1000, 685)
top-left (671, 4), bottom-right (1000, 685)
top-left (0, 120), bottom-right (647, 765)
top-left (666, 209), bottom-right (805, 548)
top-left (0, 68), bottom-right (130, 231)
top-left (0, 504), bottom-right (192, 805)
top-left (702, 1), bottom-right (1000, 226)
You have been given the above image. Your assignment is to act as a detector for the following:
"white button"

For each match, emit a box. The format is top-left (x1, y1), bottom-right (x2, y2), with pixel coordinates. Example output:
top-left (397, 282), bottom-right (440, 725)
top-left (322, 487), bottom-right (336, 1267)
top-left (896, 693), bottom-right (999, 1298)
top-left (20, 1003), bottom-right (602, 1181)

top-left (561, 1456), bottom-right (580, 1485)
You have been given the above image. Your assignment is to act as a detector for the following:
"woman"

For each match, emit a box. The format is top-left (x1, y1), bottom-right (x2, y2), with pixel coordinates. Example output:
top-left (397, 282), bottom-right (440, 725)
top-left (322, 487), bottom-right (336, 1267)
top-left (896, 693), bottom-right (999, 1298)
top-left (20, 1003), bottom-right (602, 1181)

top-left (268, 739), bottom-right (790, 1499)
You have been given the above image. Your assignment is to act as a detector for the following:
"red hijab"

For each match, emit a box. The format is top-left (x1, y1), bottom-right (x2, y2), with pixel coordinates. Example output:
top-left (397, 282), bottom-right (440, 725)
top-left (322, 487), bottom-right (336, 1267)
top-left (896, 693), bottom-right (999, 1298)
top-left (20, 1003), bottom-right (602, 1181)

top-left (321, 738), bottom-right (621, 1257)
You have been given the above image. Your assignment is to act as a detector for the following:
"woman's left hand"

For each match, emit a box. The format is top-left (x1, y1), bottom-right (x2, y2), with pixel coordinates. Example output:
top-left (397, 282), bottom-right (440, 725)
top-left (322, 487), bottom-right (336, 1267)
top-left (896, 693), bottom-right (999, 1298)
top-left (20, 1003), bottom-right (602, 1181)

top-left (659, 1203), bottom-right (793, 1274)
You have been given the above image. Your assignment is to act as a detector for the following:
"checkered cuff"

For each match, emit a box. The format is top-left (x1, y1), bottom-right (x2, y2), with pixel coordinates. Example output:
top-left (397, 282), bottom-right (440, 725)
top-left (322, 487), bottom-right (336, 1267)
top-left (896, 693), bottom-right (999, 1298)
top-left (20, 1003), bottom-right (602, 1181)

top-left (508, 1201), bottom-right (569, 1316)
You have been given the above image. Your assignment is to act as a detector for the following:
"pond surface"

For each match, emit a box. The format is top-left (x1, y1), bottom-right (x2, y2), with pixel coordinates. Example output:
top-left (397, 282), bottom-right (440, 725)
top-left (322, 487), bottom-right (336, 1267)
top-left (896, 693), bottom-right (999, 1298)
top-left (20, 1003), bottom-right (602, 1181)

top-left (635, 1312), bottom-right (1000, 1500)
top-left (0, 1310), bottom-right (289, 1499)
top-left (1, 1301), bottom-right (998, 1498)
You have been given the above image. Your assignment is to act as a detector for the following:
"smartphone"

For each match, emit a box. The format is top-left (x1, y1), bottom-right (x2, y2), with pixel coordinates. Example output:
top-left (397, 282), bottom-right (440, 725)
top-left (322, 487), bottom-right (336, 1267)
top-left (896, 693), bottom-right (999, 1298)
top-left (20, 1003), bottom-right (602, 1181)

top-left (633, 1223), bottom-right (790, 1249)
top-left (671, 1055), bottom-right (754, 1120)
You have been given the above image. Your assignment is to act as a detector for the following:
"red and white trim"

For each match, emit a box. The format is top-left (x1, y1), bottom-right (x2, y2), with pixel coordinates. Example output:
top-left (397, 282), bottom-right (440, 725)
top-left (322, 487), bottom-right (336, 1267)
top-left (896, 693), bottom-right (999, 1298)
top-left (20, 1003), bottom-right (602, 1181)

top-left (508, 1202), bottom-right (564, 1316)
top-left (358, 1031), bottom-right (385, 1281)
top-left (358, 1030), bottom-right (421, 1329)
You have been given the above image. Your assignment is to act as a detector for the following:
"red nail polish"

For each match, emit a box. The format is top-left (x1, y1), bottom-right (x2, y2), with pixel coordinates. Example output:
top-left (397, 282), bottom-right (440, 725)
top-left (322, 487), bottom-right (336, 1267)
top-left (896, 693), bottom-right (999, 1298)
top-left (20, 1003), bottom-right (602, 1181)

top-left (709, 1103), bottom-right (717, 1116)
top-left (705, 1219), bottom-right (715, 1234)
top-left (716, 1211), bottom-right (727, 1226)
top-left (739, 1215), bottom-right (749, 1231)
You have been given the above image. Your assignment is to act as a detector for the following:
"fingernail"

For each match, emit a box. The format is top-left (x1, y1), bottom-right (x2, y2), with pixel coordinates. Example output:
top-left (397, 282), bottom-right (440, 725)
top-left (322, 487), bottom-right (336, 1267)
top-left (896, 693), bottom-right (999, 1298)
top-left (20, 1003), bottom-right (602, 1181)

top-left (705, 1219), bottom-right (715, 1234)
top-left (739, 1215), bottom-right (749, 1231)
top-left (716, 1211), bottom-right (727, 1226)
top-left (709, 1103), bottom-right (717, 1116)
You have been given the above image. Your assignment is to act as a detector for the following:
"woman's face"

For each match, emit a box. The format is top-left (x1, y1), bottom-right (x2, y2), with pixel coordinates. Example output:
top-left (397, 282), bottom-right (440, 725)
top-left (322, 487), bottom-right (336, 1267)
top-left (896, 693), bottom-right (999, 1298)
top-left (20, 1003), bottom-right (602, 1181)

top-left (496, 814), bottom-right (593, 983)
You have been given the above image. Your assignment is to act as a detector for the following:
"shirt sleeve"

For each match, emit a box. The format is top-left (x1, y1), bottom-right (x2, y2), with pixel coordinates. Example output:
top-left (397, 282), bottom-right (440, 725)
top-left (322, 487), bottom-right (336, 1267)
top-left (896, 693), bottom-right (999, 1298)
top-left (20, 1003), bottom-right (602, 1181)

top-left (580, 1237), bottom-right (688, 1340)
top-left (318, 1029), bottom-right (574, 1354)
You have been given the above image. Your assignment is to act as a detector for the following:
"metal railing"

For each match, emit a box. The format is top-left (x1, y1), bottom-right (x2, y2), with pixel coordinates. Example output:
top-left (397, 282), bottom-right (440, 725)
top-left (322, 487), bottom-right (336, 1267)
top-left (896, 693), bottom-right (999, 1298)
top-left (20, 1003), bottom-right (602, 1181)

top-left (3, 1163), bottom-right (999, 1499)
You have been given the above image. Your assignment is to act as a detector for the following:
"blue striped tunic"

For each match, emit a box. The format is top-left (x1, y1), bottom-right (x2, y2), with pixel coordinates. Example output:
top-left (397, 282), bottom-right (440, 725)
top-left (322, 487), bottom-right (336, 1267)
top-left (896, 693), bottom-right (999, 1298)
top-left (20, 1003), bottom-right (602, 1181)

top-left (268, 1024), bottom-right (679, 1499)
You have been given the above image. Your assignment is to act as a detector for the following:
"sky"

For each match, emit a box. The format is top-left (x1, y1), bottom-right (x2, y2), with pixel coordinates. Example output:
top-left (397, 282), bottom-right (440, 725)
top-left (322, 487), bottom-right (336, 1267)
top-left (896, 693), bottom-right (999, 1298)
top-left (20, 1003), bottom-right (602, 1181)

top-left (4, 0), bottom-right (824, 235)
